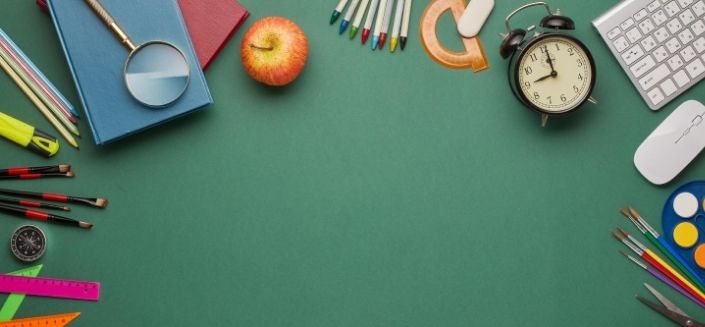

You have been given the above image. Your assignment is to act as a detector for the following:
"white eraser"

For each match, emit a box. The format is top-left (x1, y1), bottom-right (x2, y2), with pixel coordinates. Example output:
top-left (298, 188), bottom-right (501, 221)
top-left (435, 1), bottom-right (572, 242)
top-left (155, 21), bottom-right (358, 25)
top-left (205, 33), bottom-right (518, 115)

top-left (457, 0), bottom-right (495, 38)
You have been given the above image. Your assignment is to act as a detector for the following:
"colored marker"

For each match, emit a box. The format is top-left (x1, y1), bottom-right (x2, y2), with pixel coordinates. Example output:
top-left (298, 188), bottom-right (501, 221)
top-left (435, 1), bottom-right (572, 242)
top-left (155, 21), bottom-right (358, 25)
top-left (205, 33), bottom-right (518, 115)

top-left (340, 0), bottom-right (360, 34)
top-left (390, 0), bottom-right (404, 52)
top-left (0, 112), bottom-right (59, 157)
top-left (361, 0), bottom-right (380, 44)
top-left (378, 0), bottom-right (395, 49)
top-left (372, 0), bottom-right (389, 49)
top-left (330, 0), bottom-right (349, 25)
top-left (400, 0), bottom-right (412, 50)
top-left (350, 0), bottom-right (371, 39)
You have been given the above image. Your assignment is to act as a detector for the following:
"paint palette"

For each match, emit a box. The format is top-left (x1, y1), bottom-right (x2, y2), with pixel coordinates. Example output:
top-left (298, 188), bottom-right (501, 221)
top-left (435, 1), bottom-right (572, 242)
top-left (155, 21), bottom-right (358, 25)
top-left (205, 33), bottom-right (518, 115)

top-left (663, 181), bottom-right (705, 281)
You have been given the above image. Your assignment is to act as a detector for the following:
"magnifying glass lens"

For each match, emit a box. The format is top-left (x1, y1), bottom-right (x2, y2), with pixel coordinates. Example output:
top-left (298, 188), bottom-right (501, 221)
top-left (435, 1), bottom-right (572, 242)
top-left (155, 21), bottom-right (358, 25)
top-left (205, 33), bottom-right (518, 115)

top-left (125, 42), bottom-right (190, 108)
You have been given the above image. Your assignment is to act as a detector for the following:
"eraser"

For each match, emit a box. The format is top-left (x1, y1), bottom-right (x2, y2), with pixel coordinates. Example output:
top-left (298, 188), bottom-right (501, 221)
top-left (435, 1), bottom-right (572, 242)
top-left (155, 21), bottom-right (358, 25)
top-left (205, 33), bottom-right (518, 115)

top-left (457, 0), bottom-right (494, 38)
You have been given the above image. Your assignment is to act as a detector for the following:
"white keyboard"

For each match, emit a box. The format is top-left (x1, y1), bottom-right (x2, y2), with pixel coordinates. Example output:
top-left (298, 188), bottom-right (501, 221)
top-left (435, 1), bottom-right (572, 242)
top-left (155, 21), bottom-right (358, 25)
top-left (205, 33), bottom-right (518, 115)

top-left (593, 0), bottom-right (705, 110)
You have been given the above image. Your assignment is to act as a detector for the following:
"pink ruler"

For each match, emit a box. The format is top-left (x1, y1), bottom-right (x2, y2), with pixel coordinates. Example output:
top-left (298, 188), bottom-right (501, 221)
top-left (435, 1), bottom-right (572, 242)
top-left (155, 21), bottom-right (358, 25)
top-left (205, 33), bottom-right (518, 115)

top-left (0, 274), bottom-right (100, 301)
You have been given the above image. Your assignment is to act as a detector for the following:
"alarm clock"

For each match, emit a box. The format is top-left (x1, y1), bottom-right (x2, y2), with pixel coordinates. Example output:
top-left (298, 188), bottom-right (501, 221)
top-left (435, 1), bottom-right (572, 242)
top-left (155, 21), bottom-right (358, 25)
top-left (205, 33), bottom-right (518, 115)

top-left (499, 2), bottom-right (597, 127)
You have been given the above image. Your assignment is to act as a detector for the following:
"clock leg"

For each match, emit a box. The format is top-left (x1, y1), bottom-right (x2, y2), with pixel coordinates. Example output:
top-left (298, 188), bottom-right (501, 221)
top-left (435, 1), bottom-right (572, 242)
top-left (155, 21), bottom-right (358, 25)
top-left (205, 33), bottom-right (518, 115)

top-left (588, 96), bottom-right (598, 104)
top-left (541, 113), bottom-right (549, 127)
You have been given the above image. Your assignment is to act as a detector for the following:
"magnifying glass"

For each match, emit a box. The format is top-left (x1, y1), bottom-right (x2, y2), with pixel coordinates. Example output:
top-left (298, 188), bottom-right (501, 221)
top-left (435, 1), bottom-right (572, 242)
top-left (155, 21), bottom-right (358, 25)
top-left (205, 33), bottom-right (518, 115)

top-left (84, 0), bottom-right (190, 108)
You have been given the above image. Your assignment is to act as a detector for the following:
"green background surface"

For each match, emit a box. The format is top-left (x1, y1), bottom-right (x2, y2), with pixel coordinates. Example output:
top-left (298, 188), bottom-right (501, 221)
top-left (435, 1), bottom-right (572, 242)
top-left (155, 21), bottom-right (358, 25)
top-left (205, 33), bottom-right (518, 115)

top-left (1, 0), bottom-right (705, 325)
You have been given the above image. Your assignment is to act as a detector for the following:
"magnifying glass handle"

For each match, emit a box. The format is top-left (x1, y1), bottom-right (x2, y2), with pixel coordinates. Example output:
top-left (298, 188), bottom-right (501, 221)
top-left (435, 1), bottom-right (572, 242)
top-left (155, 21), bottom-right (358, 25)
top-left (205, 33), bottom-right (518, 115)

top-left (84, 0), bottom-right (137, 52)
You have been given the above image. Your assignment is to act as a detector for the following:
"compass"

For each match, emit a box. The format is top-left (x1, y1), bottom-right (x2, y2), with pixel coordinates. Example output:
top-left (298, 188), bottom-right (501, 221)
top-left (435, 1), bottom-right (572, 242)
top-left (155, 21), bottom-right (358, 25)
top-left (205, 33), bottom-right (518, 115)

top-left (10, 225), bottom-right (47, 262)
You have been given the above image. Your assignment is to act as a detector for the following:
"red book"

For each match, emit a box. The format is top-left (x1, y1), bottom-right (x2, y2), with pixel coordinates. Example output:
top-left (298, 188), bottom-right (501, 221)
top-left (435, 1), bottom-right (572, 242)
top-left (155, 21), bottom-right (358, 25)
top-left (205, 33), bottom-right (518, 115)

top-left (36, 0), bottom-right (248, 70)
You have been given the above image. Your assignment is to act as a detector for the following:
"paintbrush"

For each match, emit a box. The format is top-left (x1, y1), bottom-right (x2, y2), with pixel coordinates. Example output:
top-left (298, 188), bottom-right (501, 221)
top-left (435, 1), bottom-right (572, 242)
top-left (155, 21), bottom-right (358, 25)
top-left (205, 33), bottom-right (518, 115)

top-left (612, 228), bottom-right (705, 305)
top-left (0, 203), bottom-right (91, 229)
top-left (0, 195), bottom-right (70, 211)
top-left (0, 164), bottom-right (70, 176)
top-left (0, 188), bottom-right (107, 208)
top-left (0, 172), bottom-right (74, 180)
top-left (621, 207), bottom-right (705, 293)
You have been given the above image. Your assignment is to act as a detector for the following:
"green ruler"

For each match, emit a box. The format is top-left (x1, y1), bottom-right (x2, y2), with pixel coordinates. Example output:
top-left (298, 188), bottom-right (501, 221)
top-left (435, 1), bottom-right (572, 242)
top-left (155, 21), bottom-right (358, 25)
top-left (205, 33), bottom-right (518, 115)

top-left (0, 265), bottom-right (42, 321)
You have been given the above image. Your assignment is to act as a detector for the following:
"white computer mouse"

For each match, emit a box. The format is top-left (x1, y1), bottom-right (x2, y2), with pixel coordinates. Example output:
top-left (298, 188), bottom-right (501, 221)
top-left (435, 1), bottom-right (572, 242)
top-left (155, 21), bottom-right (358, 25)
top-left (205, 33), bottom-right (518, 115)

top-left (457, 0), bottom-right (494, 38)
top-left (634, 100), bottom-right (705, 185)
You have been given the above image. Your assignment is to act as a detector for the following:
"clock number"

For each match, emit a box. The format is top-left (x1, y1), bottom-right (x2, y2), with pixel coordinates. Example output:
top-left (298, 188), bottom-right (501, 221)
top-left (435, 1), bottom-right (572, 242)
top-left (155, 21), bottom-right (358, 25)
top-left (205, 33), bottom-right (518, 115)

top-left (577, 59), bottom-right (583, 67)
top-left (533, 92), bottom-right (540, 100)
top-left (525, 66), bottom-right (533, 75)
top-left (567, 47), bottom-right (574, 56)
top-left (540, 46), bottom-right (547, 53)
top-left (530, 53), bottom-right (538, 62)
top-left (560, 94), bottom-right (567, 102)
top-left (524, 81), bottom-right (531, 88)
top-left (573, 85), bottom-right (580, 93)
top-left (555, 43), bottom-right (560, 51)
top-left (546, 96), bottom-right (552, 104)
top-left (578, 73), bottom-right (583, 81)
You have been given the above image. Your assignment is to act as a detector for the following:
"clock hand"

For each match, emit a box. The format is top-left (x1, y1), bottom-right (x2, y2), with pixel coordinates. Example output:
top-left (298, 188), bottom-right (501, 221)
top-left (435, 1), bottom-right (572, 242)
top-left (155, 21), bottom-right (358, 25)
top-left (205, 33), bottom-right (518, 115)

top-left (533, 70), bottom-right (557, 83)
top-left (545, 46), bottom-right (557, 75)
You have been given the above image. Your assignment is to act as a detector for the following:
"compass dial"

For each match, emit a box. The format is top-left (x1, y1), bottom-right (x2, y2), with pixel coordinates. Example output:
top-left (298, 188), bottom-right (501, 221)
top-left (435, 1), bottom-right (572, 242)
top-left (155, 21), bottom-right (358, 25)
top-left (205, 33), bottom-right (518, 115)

top-left (11, 225), bottom-right (46, 262)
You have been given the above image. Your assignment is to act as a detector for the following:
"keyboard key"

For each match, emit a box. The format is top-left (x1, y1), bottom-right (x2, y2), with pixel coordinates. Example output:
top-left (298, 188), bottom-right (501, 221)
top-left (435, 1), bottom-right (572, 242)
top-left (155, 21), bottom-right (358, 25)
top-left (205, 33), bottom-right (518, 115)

top-left (654, 46), bottom-right (671, 61)
top-left (621, 18), bottom-right (636, 30)
top-left (642, 35), bottom-right (659, 51)
top-left (694, 37), bottom-right (705, 52)
top-left (678, 0), bottom-right (694, 7)
top-left (693, 21), bottom-right (705, 35)
top-left (647, 87), bottom-right (665, 105)
top-left (666, 37), bottom-right (683, 52)
top-left (681, 45), bottom-right (698, 61)
top-left (639, 19), bottom-right (656, 34)
top-left (639, 63), bottom-right (671, 90)
top-left (613, 36), bottom-right (630, 52)
top-left (622, 44), bottom-right (645, 65)
top-left (674, 69), bottom-right (691, 85)
top-left (694, 0), bottom-right (705, 16)
top-left (678, 29), bottom-right (695, 44)
top-left (626, 27), bottom-right (643, 43)
top-left (631, 55), bottom-right (657, 77)
top-left (654, 27), bottom-right (671, 42)
top-left (665, 1), bottom-right (681, 16)
top-left (667, 18), bottom-right (684, 33)
top-left (635, 9), bottom-right (650, 21)
top-left (686, 58), bottom-right (705, 77)
top-left (649, 0), bottom-right (662, 11)
top-left (668, 54), bottom-right (685, 69)
top-left (607, 27), bottom-right (621, 39)
top-left (653, 10), bottom-right (669, 25)
top-left (661, 78), bottom-right (678, 95)
top-left (680, 9), bottom-right (697, 25)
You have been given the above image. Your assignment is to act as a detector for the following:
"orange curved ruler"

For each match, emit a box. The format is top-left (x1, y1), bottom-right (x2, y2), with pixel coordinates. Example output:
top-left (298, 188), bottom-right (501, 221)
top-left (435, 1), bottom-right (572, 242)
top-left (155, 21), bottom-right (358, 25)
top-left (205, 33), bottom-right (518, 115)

top-left (0, 312), bottom-right (80, 327)
top-left (420, 0), bottom-right (489, 72)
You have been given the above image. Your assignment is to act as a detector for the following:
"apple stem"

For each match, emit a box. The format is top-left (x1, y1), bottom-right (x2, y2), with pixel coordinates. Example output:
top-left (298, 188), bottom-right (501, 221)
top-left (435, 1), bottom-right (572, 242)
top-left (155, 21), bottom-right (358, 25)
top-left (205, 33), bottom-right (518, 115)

top-left (249, 44), bottom-right (274, 51)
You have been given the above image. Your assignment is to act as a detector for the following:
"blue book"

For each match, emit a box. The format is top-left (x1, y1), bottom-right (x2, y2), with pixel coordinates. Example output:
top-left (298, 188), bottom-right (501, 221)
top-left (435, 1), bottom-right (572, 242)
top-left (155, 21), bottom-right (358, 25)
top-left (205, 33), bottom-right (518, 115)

top-left (47, 0), bottom-right (212, 145)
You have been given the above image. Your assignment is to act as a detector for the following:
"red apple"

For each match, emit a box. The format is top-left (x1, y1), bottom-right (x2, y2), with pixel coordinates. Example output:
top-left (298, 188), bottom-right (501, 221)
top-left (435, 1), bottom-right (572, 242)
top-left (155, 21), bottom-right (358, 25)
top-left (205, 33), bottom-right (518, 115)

top-left (240, 17), bottom-right (309, 86)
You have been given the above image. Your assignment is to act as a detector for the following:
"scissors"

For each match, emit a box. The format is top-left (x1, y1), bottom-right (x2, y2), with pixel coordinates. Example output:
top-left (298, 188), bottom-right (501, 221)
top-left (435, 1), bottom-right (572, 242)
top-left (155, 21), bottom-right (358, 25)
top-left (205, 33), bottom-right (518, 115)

top-left (637, 283), bottom-right (705, 327)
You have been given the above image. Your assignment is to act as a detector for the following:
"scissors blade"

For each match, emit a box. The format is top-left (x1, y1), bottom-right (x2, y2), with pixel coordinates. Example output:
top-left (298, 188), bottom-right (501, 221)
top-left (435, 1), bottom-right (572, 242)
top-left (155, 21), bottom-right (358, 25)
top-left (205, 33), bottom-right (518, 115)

top-left (644, 283), bottom-right (689, 317)
top-left (637, 296), bottom-right (698, 327)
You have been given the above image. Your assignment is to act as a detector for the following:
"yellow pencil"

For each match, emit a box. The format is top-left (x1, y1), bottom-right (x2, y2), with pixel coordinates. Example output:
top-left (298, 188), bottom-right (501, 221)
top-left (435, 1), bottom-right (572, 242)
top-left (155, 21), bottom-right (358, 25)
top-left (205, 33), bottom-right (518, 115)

top-left (0, 55), bottom-right (78, 148)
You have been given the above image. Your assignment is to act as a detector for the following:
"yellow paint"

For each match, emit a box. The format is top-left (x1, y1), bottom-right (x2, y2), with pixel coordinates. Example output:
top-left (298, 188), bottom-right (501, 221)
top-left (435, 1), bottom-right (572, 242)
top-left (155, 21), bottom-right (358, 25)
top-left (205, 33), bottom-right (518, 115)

top-left (673, 222), bottom-right (699, 248)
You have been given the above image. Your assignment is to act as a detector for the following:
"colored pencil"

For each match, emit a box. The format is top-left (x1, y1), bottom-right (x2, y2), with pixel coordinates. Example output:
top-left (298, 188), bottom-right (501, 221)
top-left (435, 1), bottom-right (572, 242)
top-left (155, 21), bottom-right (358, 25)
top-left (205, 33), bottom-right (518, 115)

top-left (330, 0), bottom-right (349, 24)
top-left (340, 0), bottom-right (360, 34)
top-left (0, 195), bottom-right (70, 211)
top-left (612, 228), bottom-right (705, 305)
top-left (0, 203), bottom-right (91, 229)
top-left (620, 250), bottom-right (705, 308)
top-left (390, 0), bottom-right (404, 52)
top-left (0, 42), bottom-right (79, 135)
top-left (0, 188), bottom-right (107, 208)
top-left (372, 0), bottom-right (389, 49)
top-left (400, 0), bottom-right (412, 50)
top-left (0, 172), bottom-right (74, 180)
top-left (378, 0), bottom-right (395, 49)
top-left (0, 164), bottom-right (70, 176)
top-left (621, 207), bottom-right (705, 293)
top-left (0, 55), bottom-right (79, 148)
top-left (350, 0), bottom-right (371, 39)
top-left (0, 29), bottom-right (78, 122)
top-left (361, 0), bottom-right (380, 44)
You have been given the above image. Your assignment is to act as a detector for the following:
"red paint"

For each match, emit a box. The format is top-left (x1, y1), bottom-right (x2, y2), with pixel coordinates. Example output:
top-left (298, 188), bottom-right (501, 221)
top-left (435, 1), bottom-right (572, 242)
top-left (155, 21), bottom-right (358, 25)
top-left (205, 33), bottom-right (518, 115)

top-left (19, 200), bottom-right (41, 208)
top-left (361, 29), bottom-right (370, 45)
top-left (379, 33), bottom-right (387, 49)
top-left (643, 253), bottom-right (705, 305)
top-left (8, 168), bottom-right (29, 175)
top-left (20, 174), bottom-right (41, 179)
top-left (43, 193), bottom-right (68, 202)
top-left (25, 209), bottom-right (48, 221)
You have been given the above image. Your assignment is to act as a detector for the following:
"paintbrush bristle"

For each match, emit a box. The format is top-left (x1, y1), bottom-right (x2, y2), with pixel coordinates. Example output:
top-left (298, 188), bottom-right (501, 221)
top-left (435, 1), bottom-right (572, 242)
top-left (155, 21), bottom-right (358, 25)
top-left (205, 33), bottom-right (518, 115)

top-left (58, 164), bottom-right (71, 173)
top-left (94, 198), bottom-right (108, 208)
top-left (65, 171), bottom-right (75, 178)
top-left (618, 227), bottom-right (630, 237)
top-left (619, 207), bottom-right (633, 218)
top-left (612, 229), bottom-right (625, 242)
top-left (79, 221), bottom-right (93, 229)
top-left (619, 250), bottom-right (630, 258)
top-left (629, 207), bottom-right (641, 218)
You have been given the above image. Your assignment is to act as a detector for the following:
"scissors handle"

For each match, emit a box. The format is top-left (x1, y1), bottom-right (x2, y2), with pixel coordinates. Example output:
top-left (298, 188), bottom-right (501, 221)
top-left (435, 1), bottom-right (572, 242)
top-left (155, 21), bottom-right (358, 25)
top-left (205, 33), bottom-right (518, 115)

top-left (84, 0), bottom-right (137, 51)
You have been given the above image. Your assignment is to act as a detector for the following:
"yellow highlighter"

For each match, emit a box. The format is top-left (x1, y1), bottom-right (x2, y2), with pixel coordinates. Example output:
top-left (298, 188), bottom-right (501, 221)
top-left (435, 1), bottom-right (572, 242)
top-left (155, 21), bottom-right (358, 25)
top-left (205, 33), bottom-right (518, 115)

top-left (0, 112), bottom-right (59, 157)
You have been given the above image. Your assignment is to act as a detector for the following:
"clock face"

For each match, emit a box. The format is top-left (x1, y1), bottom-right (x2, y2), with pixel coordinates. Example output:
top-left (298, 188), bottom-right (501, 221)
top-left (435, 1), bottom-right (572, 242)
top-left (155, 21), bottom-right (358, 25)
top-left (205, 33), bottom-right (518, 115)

top-left (516, 35), bottom-right (594, 114)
